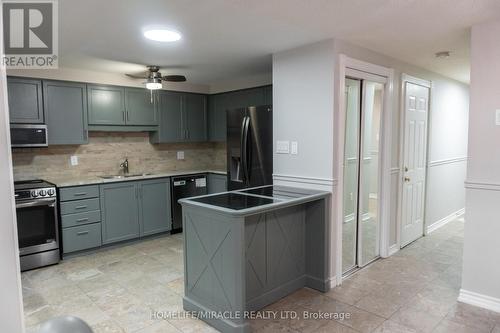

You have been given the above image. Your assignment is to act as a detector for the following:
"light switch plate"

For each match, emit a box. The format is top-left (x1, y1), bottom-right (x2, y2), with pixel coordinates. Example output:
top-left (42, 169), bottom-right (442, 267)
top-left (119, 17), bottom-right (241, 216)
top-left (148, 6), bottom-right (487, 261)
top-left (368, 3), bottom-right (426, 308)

top-left (496, 110), bottom-right (500, 126)
top-left (70, 155), bottom-right (78, 166)
top-left (276, 140), bottom-right (290, 154)
top-left (177, 151), bottom-right (185, 160)
top-left (291, 141), bottom-right (298, 155)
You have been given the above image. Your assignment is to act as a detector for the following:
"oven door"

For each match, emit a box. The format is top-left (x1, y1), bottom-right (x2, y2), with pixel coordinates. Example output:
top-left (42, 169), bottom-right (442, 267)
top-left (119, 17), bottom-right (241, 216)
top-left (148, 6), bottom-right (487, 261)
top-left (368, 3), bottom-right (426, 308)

top-left (16, 198), bottom-right (59, 256)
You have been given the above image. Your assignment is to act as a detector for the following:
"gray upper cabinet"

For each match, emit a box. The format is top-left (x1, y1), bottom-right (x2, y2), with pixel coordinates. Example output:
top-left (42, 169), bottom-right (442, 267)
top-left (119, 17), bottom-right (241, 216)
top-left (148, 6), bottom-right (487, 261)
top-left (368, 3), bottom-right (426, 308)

top-left (87, 85), bottom-right (126, 125)
top-left (184, 93), bottom-right (207, 142)
top-left (100, 182), bottom-right (140, 244)
top-left (151, 91), bottom-right (184, 143)
top-left (151, 91), bottom-right (207, 143)
top-left (208, 85), bottom-right (272, 142)
top-left (139, 178), bottom-right (172, 236)
top-left (44, 80), bottom-right (88, 145)
top-left (7, 77), bottom-right (44, 124)
top-left (124, 88), bottom-right (157, 126)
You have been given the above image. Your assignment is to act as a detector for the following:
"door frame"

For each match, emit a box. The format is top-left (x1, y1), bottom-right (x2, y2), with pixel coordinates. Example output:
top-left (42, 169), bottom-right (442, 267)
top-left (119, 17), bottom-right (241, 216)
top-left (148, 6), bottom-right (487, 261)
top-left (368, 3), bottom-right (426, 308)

top-left (396, 74), bottom-right (432, 249)
top-left (335, 55), bottom-right (394, 285)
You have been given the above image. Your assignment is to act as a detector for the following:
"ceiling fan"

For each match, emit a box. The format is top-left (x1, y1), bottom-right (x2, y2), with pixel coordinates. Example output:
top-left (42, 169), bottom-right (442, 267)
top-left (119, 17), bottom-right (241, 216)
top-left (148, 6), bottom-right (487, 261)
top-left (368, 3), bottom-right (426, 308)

top-left (126, 65), bottom-right (186, 90)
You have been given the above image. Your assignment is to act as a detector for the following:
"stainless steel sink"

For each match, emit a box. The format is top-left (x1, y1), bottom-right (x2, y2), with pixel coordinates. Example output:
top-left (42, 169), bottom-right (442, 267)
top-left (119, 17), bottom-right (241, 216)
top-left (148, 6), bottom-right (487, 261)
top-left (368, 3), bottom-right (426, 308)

top-left (100, 173), bottom-right (153, 179)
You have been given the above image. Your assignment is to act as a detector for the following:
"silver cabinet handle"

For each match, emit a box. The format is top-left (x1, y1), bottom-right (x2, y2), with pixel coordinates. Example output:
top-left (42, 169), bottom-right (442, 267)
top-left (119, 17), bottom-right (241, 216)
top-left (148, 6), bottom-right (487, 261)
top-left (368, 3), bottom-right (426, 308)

top-left (74, 192), bottom-right (87, 196)
top-left (76, 218), bottom-right (89, 223)
top-left (76, 231), bottom-right (89, 236)
top-left (75, 205), bottom-right (88, 210)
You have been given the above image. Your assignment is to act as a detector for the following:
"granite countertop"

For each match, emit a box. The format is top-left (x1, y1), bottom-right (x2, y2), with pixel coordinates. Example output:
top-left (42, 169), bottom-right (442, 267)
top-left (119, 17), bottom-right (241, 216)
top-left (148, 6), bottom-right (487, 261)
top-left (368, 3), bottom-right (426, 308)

top-left (46, 169), bottom-right (227, 187)
top-left (179, 185), bottom-right (331, 217)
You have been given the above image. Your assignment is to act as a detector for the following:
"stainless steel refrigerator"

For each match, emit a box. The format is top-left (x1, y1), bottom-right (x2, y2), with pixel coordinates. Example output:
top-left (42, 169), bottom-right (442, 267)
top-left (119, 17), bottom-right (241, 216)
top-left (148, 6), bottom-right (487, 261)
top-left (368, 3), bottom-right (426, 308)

top-left (227, 105), bottom-right (273, 190)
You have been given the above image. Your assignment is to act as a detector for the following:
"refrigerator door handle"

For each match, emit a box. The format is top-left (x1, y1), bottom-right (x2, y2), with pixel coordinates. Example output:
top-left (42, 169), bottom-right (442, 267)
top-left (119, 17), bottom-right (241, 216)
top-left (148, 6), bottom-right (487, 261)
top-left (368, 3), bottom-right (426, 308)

top-left (240, 116), bottom-right (247, 182)
top-left (242, 116), bottom-right (251, 185)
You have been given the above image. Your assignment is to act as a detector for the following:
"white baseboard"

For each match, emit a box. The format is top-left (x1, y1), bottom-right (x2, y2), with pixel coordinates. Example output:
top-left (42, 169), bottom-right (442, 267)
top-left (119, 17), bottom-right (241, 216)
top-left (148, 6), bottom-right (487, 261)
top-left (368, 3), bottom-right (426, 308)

top-left (426, 208), bottom-right (465, 234)
top-left (458, 289), bottom-right (500, 313)
top-left (388, 244), bottom-right (399, 256)
top-left (328, 276), bottom-right (338, 289)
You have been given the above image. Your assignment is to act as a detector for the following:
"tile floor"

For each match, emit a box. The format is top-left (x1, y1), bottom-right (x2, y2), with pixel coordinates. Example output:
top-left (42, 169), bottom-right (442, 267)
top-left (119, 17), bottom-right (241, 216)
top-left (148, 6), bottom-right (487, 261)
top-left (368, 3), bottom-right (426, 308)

top-left (22, 217), bottom-right (500, 332)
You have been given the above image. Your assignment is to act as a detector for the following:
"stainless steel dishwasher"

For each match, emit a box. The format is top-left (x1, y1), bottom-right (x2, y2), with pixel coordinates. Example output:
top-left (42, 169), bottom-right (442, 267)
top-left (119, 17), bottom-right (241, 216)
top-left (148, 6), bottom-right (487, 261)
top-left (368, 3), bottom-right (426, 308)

top-left (171, 174), bottom-right (208, 233)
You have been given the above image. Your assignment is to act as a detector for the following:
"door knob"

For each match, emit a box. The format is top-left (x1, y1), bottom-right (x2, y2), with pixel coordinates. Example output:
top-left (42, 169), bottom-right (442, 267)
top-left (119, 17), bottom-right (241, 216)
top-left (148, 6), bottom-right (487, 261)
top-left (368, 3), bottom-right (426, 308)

top-left (404, 177), bottom-right (410, 182)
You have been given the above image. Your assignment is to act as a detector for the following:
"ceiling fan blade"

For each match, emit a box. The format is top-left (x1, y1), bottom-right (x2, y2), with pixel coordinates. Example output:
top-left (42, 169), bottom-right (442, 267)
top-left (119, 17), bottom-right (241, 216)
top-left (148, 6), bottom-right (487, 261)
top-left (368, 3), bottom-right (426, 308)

top-left (162, 75), bottom-right (186, 82)
top-left (125, 73), bottom-right (149, 79)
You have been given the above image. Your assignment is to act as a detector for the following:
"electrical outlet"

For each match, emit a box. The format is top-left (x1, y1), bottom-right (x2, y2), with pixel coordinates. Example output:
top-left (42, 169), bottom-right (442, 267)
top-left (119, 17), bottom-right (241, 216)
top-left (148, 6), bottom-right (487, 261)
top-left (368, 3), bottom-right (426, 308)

top-left (70, 155), bottom-right (78, 166)
top-left (496, 109), bottom-right (500, 126)
top-left (291, 141), bottom-right (298, 155)
top-left (177, 151), bottom-right (185, 160)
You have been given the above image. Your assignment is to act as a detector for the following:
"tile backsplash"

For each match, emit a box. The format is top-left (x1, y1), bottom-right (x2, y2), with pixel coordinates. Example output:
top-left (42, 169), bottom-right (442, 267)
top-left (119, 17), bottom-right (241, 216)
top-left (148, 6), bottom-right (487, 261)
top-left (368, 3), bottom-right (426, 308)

top-left (12, 132), bottom-right (226, 181)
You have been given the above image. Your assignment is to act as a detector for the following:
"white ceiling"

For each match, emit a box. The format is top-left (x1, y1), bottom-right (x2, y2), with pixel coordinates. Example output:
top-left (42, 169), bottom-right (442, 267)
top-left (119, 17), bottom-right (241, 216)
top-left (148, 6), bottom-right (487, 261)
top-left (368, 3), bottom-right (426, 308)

top-left (59, 0), bottom-right (500, 84)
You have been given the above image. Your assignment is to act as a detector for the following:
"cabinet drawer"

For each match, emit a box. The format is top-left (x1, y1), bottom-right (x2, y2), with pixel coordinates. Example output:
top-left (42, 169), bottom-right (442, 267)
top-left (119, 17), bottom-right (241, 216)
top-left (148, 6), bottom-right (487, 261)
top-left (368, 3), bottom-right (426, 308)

top-left (61, 210), bottom-right (101, 228)
top-left (60, 185), bottom-right (99, 201)
top-left (60, 198), bottom-right (100, 215)
top-left (62, 223), bottom-right (101, 253)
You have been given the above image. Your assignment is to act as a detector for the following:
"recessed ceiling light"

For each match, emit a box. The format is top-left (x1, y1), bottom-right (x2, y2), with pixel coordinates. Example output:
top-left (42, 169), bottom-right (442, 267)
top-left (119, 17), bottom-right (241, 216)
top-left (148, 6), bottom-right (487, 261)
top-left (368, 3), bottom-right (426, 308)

top-left (144, 29), bottom-right (181, 42)
top-left (435, 51), bottom-right (451, 59)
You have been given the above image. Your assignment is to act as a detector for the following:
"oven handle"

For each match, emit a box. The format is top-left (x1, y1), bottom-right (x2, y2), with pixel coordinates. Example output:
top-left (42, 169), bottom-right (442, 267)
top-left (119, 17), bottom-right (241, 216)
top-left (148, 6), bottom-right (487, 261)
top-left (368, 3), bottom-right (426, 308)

top-left (16, 198), bottom-right (56, 209)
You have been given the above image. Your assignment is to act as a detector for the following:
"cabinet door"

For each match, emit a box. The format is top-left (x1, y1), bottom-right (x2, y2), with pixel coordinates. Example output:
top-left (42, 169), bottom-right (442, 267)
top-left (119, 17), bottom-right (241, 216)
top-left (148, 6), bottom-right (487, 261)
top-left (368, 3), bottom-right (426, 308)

top-left (139, 178), bottom-right (172, 236)
top-left (87, 85), bottom-right (126, 125)
top-left (152, 91), bottom-right (184, 143)
top-left (208, 174), bottom-right (227, 194)
top-left (184, 93), bottom-right (207, 142)
top-left (208, 94), bottom-right (228, 142)
top-left (263, 85), bottom-right (273, 105)
top-left (100, 182), bottom-right (140, 244)
top-left (230, 87), bottom-right (266, 109)
top-left (7, 77), bottom-right (44, 124)
top-left (125, 88), bottom-right (157, 126)
top-left (44, 80), bottom-right (88, 145)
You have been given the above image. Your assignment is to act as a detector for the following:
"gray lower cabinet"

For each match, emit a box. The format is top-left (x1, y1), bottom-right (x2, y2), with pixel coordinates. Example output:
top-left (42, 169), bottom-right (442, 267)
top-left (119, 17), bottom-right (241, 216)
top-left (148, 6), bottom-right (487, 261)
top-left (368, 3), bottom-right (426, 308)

top-left (60, 185), bottom-right (102, 254)
top-left (7, 77), bottom-right (44, 124)
top-left (44, 80), bottom-right (88, 145)
top-left (208, 173), bottom-right (227, 194)
top-left (100, 182), bottom-right (140, 244)
top-left (124, 88), bottom-right (157, 126)
top-left (100, 177), bottom-right (172, 245)
top-left (139, 178), bottom-right (172, 236)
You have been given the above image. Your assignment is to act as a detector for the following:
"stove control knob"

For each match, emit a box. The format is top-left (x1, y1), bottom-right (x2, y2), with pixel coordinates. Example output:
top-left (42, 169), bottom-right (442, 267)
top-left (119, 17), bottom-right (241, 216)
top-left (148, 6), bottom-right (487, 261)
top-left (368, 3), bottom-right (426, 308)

top-left (47, 189), bottom-right (55, 196)
top-left (31, 191), bottom-right (38, 197)
top-left (39, 190), bottom-right (47, 196)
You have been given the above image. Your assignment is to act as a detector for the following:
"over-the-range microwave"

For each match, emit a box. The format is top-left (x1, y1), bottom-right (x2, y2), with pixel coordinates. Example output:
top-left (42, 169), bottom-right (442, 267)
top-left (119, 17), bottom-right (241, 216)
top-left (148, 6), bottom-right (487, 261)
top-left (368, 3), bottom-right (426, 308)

top-left (10, 124), bottom-right (48, 148)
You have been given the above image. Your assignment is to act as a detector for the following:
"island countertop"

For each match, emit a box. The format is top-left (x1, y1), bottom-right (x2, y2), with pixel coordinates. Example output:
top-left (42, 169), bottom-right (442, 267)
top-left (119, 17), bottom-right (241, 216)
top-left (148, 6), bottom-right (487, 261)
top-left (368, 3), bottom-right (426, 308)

top-left (179, 185), bottom-right (330, 217)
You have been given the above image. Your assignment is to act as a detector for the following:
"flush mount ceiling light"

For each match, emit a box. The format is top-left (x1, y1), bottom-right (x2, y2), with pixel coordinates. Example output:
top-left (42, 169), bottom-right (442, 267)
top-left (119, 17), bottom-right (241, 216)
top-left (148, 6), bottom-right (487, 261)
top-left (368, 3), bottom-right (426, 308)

top-left (435, 51), bottom-right (451, 59)
top-left (143, 29), bottom-right (181, 42)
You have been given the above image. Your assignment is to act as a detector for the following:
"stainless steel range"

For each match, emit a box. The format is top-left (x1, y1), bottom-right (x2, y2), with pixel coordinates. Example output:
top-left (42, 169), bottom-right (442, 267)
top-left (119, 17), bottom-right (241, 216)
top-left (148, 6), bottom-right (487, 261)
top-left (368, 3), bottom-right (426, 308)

top-left (14, 180), bottom-right (60, 271)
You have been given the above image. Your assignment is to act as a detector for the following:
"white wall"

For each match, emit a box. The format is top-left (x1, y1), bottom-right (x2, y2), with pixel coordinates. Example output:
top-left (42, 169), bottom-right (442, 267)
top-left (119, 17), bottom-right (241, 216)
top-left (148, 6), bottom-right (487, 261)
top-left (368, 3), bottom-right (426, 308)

top-left (0, 4), bottom-right (25, 330)
top-left (272, 39), bottom-right (335, 184)
top-left (460, 19), bottom-right (500, 309)
top-left (272, 38), bottom-right (469, 280)
top-left (332, 39), bottom-right (469, 247)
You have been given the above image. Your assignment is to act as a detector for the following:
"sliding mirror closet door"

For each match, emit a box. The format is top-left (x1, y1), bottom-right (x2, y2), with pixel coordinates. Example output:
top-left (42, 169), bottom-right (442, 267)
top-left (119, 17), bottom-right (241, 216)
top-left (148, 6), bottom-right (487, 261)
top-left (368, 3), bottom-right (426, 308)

top-left (358, 81), bottom-right (384, 267)
top-left (342, 78), bottom-right (361, 274)
top-left (342, 76), bottom-right (385, 276)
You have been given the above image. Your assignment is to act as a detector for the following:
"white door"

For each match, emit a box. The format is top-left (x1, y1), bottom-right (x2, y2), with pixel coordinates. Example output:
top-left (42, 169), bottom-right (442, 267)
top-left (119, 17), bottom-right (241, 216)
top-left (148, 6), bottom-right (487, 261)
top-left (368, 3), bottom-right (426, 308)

top-left (401, 81), bottom-right (430, 246)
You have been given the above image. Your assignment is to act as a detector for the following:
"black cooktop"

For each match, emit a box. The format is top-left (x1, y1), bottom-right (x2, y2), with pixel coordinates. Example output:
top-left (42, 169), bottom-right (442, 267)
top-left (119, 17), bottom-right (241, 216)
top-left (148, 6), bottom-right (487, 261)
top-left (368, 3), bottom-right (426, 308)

top-left (191, 192), bottom-right (277, 210)
top-left (14, 180), bottom-right (55, 190)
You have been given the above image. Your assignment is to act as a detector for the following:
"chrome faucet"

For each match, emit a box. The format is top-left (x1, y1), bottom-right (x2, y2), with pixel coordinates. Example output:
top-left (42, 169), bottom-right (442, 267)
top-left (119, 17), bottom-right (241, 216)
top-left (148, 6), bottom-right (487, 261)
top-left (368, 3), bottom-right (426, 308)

top-left (120, 157), bottom-right (129, 175)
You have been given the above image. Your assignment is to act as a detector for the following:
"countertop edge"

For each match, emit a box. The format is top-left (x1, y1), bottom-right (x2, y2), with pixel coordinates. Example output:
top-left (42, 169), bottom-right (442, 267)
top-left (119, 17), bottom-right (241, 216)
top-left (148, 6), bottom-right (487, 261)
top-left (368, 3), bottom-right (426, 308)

top-left (49, 170), bottom-right (227, 188)
top-left (179, 191), bottom-right (331, 217)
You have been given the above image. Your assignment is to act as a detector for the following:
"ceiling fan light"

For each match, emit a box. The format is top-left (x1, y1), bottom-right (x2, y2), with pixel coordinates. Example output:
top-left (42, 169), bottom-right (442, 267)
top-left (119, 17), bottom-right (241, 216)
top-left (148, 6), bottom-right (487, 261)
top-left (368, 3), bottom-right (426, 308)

top-left (146, 77), bottom-right (162, 90)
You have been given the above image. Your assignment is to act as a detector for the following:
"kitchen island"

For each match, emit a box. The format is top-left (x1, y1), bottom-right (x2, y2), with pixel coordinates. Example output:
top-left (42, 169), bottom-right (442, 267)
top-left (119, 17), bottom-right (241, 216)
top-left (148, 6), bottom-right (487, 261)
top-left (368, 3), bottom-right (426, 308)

top-left (179, 185), bottom-right (331, 333)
